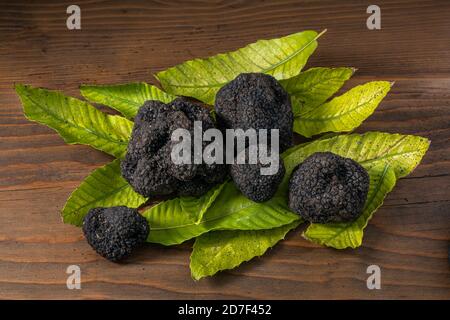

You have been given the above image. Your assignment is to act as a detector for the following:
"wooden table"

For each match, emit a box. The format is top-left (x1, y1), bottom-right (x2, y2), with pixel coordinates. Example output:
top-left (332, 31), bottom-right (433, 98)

top-left (0, 0), bottom-right (449, 299)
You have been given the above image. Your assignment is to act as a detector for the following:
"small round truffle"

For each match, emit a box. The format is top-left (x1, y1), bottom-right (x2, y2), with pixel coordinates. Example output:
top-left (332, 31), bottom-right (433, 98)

top-left (288, 152), bottom-right (369, 223)
top-left (82, 206), bottom-right (149, 262)
top-left (230, 146), bottom-right (285, 202)
top-left (215, 73), bottom-right (293, 152)
top-left (121, 98), bottom-right (227, 197)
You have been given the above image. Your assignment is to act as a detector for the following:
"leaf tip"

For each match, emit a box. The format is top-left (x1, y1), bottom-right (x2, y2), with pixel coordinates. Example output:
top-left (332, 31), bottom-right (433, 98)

top-left (153, 72), bottom-right (162, 84)
top-left (300, 230), bottom-right (309, 241)
top-left (421, 136), bottom-right (431, 150)
top-left (317, 29), bottom-right (328, 39)
top-left (190, 272), bottom-right (202, 281)
top-left (14, 83), bottom-right (26, 93)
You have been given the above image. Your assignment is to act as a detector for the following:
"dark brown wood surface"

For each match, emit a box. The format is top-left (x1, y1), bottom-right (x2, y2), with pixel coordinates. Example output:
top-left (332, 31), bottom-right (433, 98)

top-left (0, 0), bottom-right (449, 299)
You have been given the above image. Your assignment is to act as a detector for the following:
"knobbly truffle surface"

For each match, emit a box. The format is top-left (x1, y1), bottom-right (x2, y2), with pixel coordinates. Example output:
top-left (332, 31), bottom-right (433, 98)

top-left (214, 73), bottom-right (292, 202)
top-left (288, 152), bottom-right (370, 223)
top-left (121, 98), bottom-right (227, 197)
top-left (230, 147), bottom-right (285, 203)
top-left (214, 73), bottom-right (293, 152)
top-left (82, 206), bottom-right (149, 262)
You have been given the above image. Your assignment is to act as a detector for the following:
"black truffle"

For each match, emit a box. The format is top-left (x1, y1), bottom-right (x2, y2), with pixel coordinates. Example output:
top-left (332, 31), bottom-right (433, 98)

top-left (82, 206), bottom-right (149, 262)
top-left (230, 146), bottom-right (285, 203)
top-left (215, 73), bottom-right (293, 152)
top-left (121, 98), bottom-right (227, 197)
top-left (288, 152), bottom-right (370, 223)
top-left (214, 73), bottom-right (292, 202)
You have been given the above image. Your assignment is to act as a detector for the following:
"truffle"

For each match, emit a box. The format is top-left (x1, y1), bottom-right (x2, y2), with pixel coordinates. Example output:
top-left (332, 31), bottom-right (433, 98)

top-left (121, 98), bottom-right (227, 197)
top-left (215, 73), bottom-right (293, 152)
top-left (82, 206), bottom-right (149, 262)
top-left (288, 152), bottom-right (370, 223)
top-left (214, 73), bottom-right (292, 202)
top-left (230, 146), bottom-right (285, 203)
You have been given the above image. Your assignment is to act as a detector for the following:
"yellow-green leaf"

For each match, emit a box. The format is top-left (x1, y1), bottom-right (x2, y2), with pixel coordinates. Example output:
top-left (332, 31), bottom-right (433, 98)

top-left (80, 83), bottom-right (176, 119)
top-left (62, 159), bottom-right (147, 227)
top-left (144, 181), bottom-right (298, 246)
top-left (144, 182), bottom-right (233, 245)
top-left (281, 132), bottom-right (430, 249)
top-left (284, 132), bottom-right (429, 181)
top-left (294, 81), bottom-right (392, 138)
top-left (280, 67), bottom-right (355, 116)
top-left (156, 30), bottom-right (324, 104)
top-left (190, 221), bottom-right (301, 280)
top-left (16, 84), bottom-right (132, 158)
top-left (303, 164), bottom-right (396, 249)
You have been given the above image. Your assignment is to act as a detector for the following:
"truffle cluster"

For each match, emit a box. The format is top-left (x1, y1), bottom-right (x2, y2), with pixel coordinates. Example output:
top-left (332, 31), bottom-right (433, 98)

top-left (121, 98), bottom-right (227, 197)
top-left (215, 73), bottom-right (294, 152)
top-left (82, 206), bottom-right (149, 262)
top-left (288, 152), bottom-right (370, 223)
top-left (215, 73), bottom-right (293, 202)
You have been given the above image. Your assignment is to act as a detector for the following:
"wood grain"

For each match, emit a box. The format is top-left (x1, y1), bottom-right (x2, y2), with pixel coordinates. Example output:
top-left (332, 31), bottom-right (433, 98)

top-left (0, 0), bottom-right (449, 299)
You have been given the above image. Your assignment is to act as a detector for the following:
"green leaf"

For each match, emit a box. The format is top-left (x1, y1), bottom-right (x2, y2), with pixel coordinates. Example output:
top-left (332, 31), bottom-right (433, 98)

top-left (155, 30), bottom-right (324, 104)
top-left (62, 159), bottom-right (147, 226)
top-left (303, 163), bottom-right (396, 249)
top-left (190, 221), bottom-right (301, 280)
top-left (144, 181), bottom-right (299, 246)
top-left (283, 132), bottom-right (429, 180)
top-left (280, 67), bottom-right (355, 116)
top-left (293, 81), bottom-right (392, 138)
top-left (281, 132), bottom-right (430, 249)
top-left (144, 182), bottom-right (227, 245)
top-left (80, 83), bottom-right (176, 119)
top-left (16, 84), bottom-right (132, 158)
